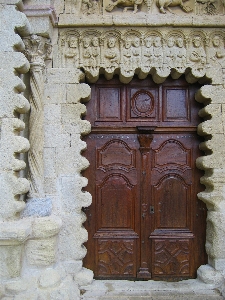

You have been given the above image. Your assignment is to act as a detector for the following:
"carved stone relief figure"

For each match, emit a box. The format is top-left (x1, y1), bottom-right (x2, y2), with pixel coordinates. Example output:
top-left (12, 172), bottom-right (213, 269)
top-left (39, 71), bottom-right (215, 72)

top-left (208, 35), bottom-right (225, 67)
top-left (142, 37), bottom-right (154, 72)
top-left (92, 0), bottom-right (101, 14)
top-left (81, 0), bottom-right (93, 15)
top-left (104, 37), bottom-right (120, 73)
top-left (82, 36), bottom-right (101, 75)
top-left (152, 36), bottom-right (163, 69)
top-left (164, 37), bottom-right (176, 68)
top-left (64, 36), bottom-right (79, 67)
top-left (105, 0), bottom-right (144, 13)
top-left (83, 37), bottom-right (92, 69)
top-left (157, 0), bottom-right (193, 13)
top-left (196, 0), bottom-right (217, 15)
top-left (81, 0), bottom-right (101, 15)
top-left (174, 37), bottom-right (187, 71)
top-left (91, 36), bottom-right (101, 70)
top-left (132, 37), bottom-right (141, 69)
top-left (58, 29), bottom-right (225, 81)
top-left (122, 39), bottom-right (133, 74)
top-left (189, 36), bottom-right (206, 73)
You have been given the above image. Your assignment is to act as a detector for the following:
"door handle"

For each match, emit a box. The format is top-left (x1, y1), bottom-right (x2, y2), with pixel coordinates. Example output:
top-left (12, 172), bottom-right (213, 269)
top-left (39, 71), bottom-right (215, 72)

top-left (150, 206), bottom-right (154, 214)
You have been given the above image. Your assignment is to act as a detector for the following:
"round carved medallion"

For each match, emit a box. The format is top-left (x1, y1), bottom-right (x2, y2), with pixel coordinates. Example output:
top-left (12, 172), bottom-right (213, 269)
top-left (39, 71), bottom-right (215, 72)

top-left (131, 90), bottom-right (154, 117)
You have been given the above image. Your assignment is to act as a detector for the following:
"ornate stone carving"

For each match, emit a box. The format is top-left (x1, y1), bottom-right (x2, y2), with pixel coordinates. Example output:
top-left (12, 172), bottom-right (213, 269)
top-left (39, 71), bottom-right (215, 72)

top-left (64, 34), bottom-right (80, 68)
top-left (23, 35), bottom-right (52, 65)
top-left (63, 0), bottom-right (225, 15)
top-left (142, 37), bottom-right (154, 73)
top-left (82, 35), bottom-right (101, 77)
top-left (157, 0), bottom-right (192, 13)
top-left (196, 0), bottom-right (223, 15)
top-left (188, 35), bottom-right (206, 76)
top-left (104, 36), bottom-right (120, 73)
top-left (81, 0), bottom-right (101, 15)
top-left (174, 37), bottom-right (187, 72)
top-left (122, 38), bottom-right (133, 75)
top-left (58, 29), bottom-right (225, 83)
top-left (23, 35), bottom-right (52, 198)
top-left (164, 36), bottom-right (176, 68)
top-left (105, 0), bottom-right (144, 13)
top-left (152, 36), bottom-right (163, 69)
top-left (207, 34), bottom-right (225, 68)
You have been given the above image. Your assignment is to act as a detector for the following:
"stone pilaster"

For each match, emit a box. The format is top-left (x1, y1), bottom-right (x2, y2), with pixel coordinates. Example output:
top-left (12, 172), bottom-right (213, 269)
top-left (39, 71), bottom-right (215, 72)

top-left (195, 85), bottom-right (225, 285)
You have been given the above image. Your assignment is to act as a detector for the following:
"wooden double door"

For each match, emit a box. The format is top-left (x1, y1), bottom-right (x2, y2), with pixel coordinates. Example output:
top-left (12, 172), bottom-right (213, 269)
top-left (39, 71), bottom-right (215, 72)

top-left (83, 76), bottom-right (207, 280)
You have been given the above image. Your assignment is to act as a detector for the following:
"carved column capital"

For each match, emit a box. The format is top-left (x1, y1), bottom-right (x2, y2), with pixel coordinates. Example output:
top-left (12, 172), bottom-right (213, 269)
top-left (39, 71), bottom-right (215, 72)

top-left (23, 34), bottom-right (52, 67)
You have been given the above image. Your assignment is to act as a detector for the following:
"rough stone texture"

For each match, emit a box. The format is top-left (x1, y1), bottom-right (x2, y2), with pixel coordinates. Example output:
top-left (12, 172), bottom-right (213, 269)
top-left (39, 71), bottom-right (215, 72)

top-left (42, 69), bottom-right (93, 288)
top-left (0, 2), bottom-right (30, 221)
top-left (195, 85), bottom-right (225, 275)
top-left (198, 264), bottom-right (224, 285)
top-left (0, 2), bottom-right (79, 300)
top-left (0, 1), bottom-right (31, 290)
top-left (0, 245), bottom-right (23, 279)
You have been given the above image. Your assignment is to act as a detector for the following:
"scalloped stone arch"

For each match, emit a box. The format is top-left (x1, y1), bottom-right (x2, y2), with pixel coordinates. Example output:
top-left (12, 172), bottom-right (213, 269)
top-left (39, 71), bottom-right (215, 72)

top-left (81, 64), bottom-right (219, 282)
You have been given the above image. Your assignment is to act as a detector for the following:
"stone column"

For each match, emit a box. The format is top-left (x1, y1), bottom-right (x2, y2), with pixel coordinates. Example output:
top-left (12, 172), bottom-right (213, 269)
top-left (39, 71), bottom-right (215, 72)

top-left (23, 34), bottom-right (52, 216)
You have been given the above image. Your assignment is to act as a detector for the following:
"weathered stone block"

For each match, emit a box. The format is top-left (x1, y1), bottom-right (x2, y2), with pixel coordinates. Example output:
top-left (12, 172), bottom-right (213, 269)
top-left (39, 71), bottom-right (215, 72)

top-left (44, 83), bottom-right (67, 104)
top-left (46, 68), bottom-right (84, 84)
top-left (44, 104), bottom-right (61, 125)
top-left (26, 236), bottom-right (57, 266)
top-left (38, 269), bottom-right (61, 288)
top-left (197, 264), bottom-right (224, 285)
top-left (58, 214), bottom-right (88, 261)
top-left (66, 83), bottom-right (91, 104)
top-left (0, 245), bottom-right (22, 279)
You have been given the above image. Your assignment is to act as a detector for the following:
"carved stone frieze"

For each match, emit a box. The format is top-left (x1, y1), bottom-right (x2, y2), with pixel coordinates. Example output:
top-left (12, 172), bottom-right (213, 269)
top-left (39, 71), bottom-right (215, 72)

top-left (63, 0), bottom-right (225, 16)
top-left (56, 28), bottom-right (225, 82)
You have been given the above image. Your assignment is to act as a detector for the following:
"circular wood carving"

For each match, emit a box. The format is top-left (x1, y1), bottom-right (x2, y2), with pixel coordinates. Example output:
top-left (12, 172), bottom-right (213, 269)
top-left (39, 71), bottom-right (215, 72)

top-left (131, 90), bottom-right (154, 117)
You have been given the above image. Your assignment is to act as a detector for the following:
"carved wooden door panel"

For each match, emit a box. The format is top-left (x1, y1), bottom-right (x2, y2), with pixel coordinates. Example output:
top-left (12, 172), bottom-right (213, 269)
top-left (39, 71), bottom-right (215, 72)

top-left (82, 76), bottom-right (207, 280)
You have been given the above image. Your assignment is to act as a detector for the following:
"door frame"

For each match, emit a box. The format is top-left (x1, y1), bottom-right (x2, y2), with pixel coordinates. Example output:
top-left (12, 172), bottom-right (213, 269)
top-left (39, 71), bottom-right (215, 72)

top-left (75, 62), bottom-right (225, 287)
top-left (82, 75), bottom-right (207, 280)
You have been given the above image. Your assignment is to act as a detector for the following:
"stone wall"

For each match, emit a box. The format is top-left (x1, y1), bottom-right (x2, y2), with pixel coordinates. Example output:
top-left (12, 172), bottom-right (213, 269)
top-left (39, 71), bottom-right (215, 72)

top-left (0, 1), bottom-right (80, 299)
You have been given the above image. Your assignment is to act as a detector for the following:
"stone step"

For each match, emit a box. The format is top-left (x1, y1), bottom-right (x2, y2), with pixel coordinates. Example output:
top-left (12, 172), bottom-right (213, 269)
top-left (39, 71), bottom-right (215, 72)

top-left (81, 292), bottom-right (223, 300)
top-left (80, 279), bottom-right (224, 300)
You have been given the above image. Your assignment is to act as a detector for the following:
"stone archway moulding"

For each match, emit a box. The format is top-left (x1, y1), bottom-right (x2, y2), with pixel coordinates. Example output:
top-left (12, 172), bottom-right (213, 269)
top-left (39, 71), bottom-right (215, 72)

top-left (52, 25), bottom-right (225, 289)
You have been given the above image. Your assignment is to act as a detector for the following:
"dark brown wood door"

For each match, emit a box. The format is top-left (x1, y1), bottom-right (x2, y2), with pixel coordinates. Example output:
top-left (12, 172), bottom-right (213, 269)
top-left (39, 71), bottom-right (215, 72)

top-left (82, 76), bottom-right (207, 280)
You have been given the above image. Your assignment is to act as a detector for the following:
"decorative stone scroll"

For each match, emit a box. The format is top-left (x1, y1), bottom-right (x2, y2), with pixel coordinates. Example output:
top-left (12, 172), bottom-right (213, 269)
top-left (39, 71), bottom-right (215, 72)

top-left (57, 28), bottom-right (225, 82)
